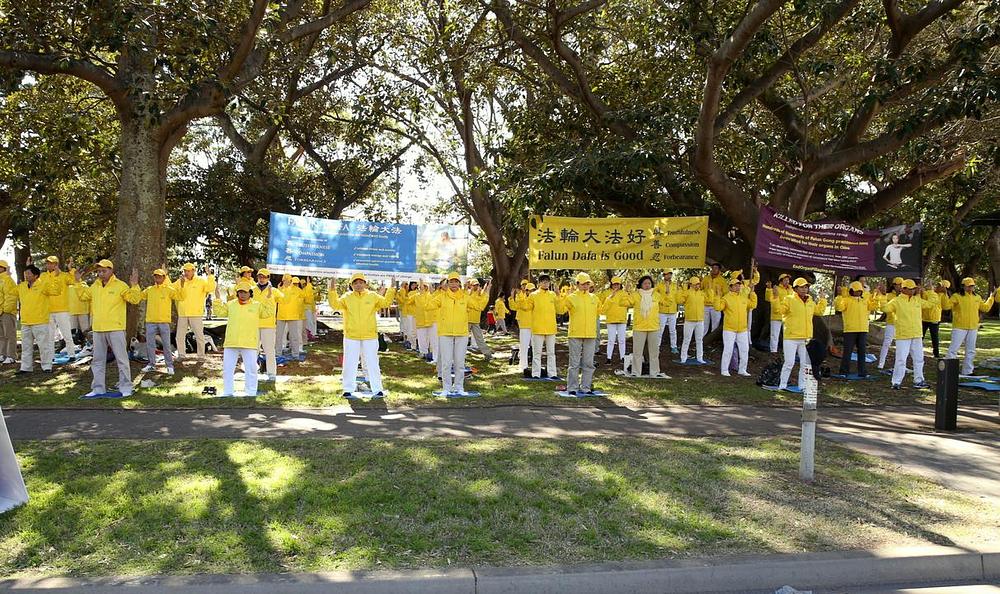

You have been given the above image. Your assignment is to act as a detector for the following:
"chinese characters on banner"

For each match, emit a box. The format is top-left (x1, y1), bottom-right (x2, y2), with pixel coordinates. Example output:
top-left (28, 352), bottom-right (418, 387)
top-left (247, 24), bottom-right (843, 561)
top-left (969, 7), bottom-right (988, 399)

top-left (528, 215), bottom-right (709, 270)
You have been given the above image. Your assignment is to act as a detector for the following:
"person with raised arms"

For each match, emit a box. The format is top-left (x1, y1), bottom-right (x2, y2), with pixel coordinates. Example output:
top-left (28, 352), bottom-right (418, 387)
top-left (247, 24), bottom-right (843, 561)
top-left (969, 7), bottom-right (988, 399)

top-left (766, 277), bottom-right (827, 392)
top-left (39, 255), bottom-right (78, 360)
top-left (465, 278), bottom-right (492, 362)
top-left (627, 275), bottom-right (668, 378)
top-left (522, 274), bottom-right (559, 379)
top-left (946, 278), bottom-right (995, 376)
top-left (226, 266), bottom-right (255, 299)
top-left (764, 273), bottom-right (793, 353)
top-left (276, 274), bottom-right (305, 359)
top-left (254, 268), bottom-right (282, 382)
top-left (0, 259), bottom-right (17, 364)
top-left (704, 263), bottom-right (726, 337)
top-left (882, 279), bottom-right (934, 389)
top-left (328, 273), bottom-right (395, 398)
top-left (14, 264), bottom-right (60, 374)
top-left (876, 277), bottom-right (904, 372)
top-left (601, 276), bottom-right (630, 366)
top-left (922, 279), bottom-right (949, 359)
top-left (508, 279), bottom-right (535, 377)
top-left (410, 280), bottom-right (437, 360)
top-left (716, 276), bottom-right (757, 377)
top-left (213, 281), bottom-right (274, 397)
top-left (492, 292), bottom-right (509, 335)
top-left (834, 281), bottom-right (880, 378)
top-left (655, 270), bottom-right (680, 355)
top-left (557, 272), bottom-right (601, 394)
top-left (139, 267), bottom-right (177, 375)
top-left (677, 277), bottom-right (711, 364)
top-left (434, 272), bottom-right (471, 395)
top-left (173, 262), bottom-right (216, 361)
top-left (74, 260), bottom-right (142, 397)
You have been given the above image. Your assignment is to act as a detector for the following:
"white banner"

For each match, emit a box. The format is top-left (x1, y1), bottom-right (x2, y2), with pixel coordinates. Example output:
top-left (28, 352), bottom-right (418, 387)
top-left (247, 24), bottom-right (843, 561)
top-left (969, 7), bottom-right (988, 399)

top-left (0, 405), bottom-right (29, 514)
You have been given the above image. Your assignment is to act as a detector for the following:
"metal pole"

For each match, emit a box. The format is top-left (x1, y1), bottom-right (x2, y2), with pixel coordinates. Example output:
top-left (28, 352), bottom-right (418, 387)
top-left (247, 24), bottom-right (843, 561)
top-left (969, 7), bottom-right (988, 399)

top-left (800, 364), bottom-right (818, 482)
top-left (394, 161), bottom-right (401, 223)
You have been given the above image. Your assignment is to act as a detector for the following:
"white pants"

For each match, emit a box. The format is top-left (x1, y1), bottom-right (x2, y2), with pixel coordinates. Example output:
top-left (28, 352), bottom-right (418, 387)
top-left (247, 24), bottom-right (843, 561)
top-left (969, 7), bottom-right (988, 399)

top-left (223, 347), bottom-right (259, 396)
top-left (259, 327), bottom-right (277, 378)
top-left (176, 316), bottom-right (206, 358)
top-left (531, 334), bottom-right (557, 377)
top-left (721, 330), bottom-right (750, 375)
top-left (305, 308), bottom-right (317, 335)
top-left (49, 311), bottom-right (76, 357)
top-left (469, 323), bottom-right (491, 357)
top-left (703, 307), bottom-right (721, 337)
top-left (893, 337), bottom-right (925, 386)
top-left (430, 323), bottom-right (438, 362)
top-left (20, 323), bottom-right (53, 372)
top-left (878, 324), bottom-right (895, 368)
top-left (416, 326), bottom-right (433, 355)
top-left (438, 335), bottom-right (469, 392)
top-left (276, 319), bottom-right (303, 355)
top-left (606, 322), bottom-right (627, 360)
top-left (91, 331), bottom-right (131, 394)
top-left (71, 313), bottom-right (91, 334)
top-left (403, 315), bottom-right (417, 346)
top-left (779, 339), bottom-right (808, 389)
top-left (343, 338), bottom-right (382, 394)
top-left (680, 320), bottom-right (704, 362)
top-left (518, 327), bottom-right (532, 370)
top-left (947, 328), bottom-right (977, 375)
top-left (769, 320), bottom-right (782, 353)
top-left (659, 313), bottom-right (678, 350)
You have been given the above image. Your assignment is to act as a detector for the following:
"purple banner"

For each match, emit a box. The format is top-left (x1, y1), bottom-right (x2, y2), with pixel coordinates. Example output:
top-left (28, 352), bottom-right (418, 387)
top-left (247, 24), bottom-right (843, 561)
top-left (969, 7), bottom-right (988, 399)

top-left (753, 206), bottom-right (922, 277)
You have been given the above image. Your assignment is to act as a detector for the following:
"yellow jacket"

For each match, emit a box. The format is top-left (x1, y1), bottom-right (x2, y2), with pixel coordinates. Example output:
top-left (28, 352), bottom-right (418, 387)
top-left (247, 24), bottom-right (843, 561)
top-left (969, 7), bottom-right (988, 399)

top-left (253, 284), bottom-right (282, 330)
top-left (706, 274), bottom-right (727, 301)
top-left (628, 289), bottom-right (662, 332)
top-left (0, 271), bottom-right (17, 315)
top-left (276, 284), bottom-right (305, 321)
top-left (765, 285), bottom-right (794, 321)
top-left (834, 294), bottom-right (879, 333)
top-left (329, 288), bottom-right (395, 340)
top-left (878, 291), bottom-right (900, 325)
top-left (141, 283), bottom-right (177, 324)
top-left (76, 276), bottom-right (142, 332)
top-left (494, 298), bottom-right (508, 318)
top-left (398, 286), bottom-right (413, 317)
top-left (717, 291), bottom-right (758, 332)
top-left (68, 284), bottom-right (89, 316)
top-left (949, 292), bottom-right (994, 330)
top-left (302, 282), bottom-right (316, 313)
top-left (508, 291), bottom-right (534, 331)
top-left (600, 290), bottom-right (631, 324)
top-left (524, 288), bottom-right (558, 335)
top-left (39, 269), bottom-right (75, 313)
top-left (410, 290), bottom-right (438, 328)
top-left (677, 288), bottom-right (711, 322)
top-left (921, 290), bottom-right (943, 323)
top-left (557, 290), bottom-right (600, 338)
top-left (213, 298), bottom-right (274, 349)
top-left (17, 277), bottom-right (60, 325)
top-left (432, 288), bottom-right (447, 323)
top-left (777, 294), bottom-right (827, 340)
top-left (655, 283), bottom-right (679, 314)
top-left (434, 289), bottom-right (471, 336)
top-left (883, 294), bottom-right (933, 339)
top-left (465, 290), bottom-right (489, 324)
top-left (173, 275), bottom-right (216, 317)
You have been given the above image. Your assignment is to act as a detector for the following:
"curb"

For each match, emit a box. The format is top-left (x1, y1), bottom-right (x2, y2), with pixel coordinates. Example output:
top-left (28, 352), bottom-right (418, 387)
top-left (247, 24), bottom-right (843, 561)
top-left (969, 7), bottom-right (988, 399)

top-left (1, 547), bottom-right (997, 593)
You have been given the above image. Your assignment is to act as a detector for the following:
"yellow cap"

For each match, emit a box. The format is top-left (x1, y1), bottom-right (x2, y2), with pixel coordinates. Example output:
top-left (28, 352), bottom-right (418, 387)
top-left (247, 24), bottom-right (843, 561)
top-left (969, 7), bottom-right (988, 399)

top-left (902, 279), bottom-right (917, 289)
top-left (96, 259), bottom-right (114, 269)
top-left (849, 281), bottom-right (863, 291)
top-left (892, 277), bottom-right (903, 285)
top-left (469, 278), bottom-right (480, 286)
top-left (520, 279), bottom-right (529, 286)
top-left (239, 266), bottom-right (253, 273)
top-left (291, 276), bottom-right (301, 284)
top-left (235, 281), bottom-right (253, 293)
top-left (447, 272), bottom-right (461, 281)
top-left (525, 282), bottom-right (536, 290)
top-left (689, 276), bottom-right (701, 284)
top-left (0, 260), bottom-right (9, 269)
top-left (778, 273), bottom-right (791, 281)
top-left (152, 269), bottom-right (167, 276)
top-left (729, 277), bottom-right (742, 286)
top-left (182, 263), bottom-right (196, 271)
top-left (282, 273), bottom-right (292, 282)
top-left (350, 272), bottom-right (367, 284)
top-left (939, 280), bottom-right (951, 288)
top-left (610, 276), bottom-right (623, 285)
top-left (257, 268), bottom-right (270, 277)
top-left (962, 277), bottom-right (976, 286)
top-left (45, 255), bottom-right (59, 264)
top-left (575, 272), bottom-right (592, 284)
top-left (793, 277), bottom-right (809, 287)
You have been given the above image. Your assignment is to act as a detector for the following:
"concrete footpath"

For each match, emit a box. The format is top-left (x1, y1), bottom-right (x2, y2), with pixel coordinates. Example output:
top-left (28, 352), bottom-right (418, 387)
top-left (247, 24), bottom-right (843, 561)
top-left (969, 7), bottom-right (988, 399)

top-left (1, 546), bottom-right (997, 593)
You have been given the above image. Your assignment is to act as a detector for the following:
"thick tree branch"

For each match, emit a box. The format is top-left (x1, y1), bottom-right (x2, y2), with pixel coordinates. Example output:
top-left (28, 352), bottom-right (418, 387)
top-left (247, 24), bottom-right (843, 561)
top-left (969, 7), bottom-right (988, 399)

top-left (0, 50), bottom-right (128, 113)
top-left (555, 0), bottom-right (608, 28)
top-left (215, 112), bottom-right (255, 157)
top-left (851, 157), bottom-right (966, 223)
top-left (285, 0), bottom-right (371, 41)
top-left (219, 0), bottom-right (270, 82)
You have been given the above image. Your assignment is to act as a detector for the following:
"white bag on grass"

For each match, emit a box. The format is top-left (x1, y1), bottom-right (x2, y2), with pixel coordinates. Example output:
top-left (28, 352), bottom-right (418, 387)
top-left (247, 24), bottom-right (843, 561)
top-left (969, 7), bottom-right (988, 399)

top-left (0, 405), bottom-right (28, 514)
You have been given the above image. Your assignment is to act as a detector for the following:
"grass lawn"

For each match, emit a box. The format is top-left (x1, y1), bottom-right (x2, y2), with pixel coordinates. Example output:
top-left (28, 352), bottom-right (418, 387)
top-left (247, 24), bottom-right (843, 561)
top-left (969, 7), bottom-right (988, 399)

top-left (1, 436), bottom-right (997, 578)
top-left (1, 318), bottom-right (998, 410)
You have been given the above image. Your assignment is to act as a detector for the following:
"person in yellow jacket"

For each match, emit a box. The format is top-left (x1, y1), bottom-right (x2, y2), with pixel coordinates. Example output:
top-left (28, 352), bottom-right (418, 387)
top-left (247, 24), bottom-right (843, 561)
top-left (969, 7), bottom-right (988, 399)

top-left (835, 281), bottom-right (880, 377)
top-left (882, 279), bottom-right (935, 389)
top-left (877, 277), bottom-right (904, 371)
top-left (0, 259), bottom-right (18, 364)
top-left (74, 260), bottom-right (142, 397)
top-left (557, 272), bottom-right (601, 394)
top-left (946, 278), bottom-right (995, 376)
top-left (677, 277), bottom-right (712, 364)
top-left (922, 279), bottom-right (949, 359)
top-left (465, 278), bottom-right (492, 362)
top-left (704, 263), bottom-right (727, 337)
top-left (399, 281), bottom-right (419, 349)
top-left (765, 277), bottom-right (828, 391)
top-left (627, 275), bottom-right (668, 378)
top-left (508, 279), bottom-right (535, 377)
top-left (301, 277), bottom-right (318, 342)
top-left (15, 265), bottom-right (60, 373)
top-left (601, 276), bottom-right (630, 365)
top-left (729, 263), bottom-right (760, 333)
top-left (276, 275), bottom-right (305, 359)
top-left (68, 282), bottom-right (91, 339)
top-left (226, 266), bottom-right (256, 299)
top-left (434, 272), bottom-right (472, 394)
top-left (764, 274), bottom-right (793, 353)
top-left (716, 277), bottom-right (758, 377)
top-left (212, 281), bottom-right (274, 397)
top-left (41, 255), bottom-right (78, 359)
top-left (254, 268), bottom-right (283, 381)
top-left (140, 268), bottom-right (178, 375)
top-left (493, 294), bottom-right (509, 334)
top-left (328, 273), bottom-right (395, 397)
top-left (410, 281), bottom-right (438, 359)
top-left (655, 270), bottom-right (680, 354)
top-left (172, 262), bottom-right (216, 360)
top-left (521, 274), bottom-right (560, 379)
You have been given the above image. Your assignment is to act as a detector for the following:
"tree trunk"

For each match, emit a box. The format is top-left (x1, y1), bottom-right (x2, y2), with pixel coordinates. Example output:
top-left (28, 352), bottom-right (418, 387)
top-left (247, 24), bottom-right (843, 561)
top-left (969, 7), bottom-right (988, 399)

top-left (12, 226), bottom-right (30, 283)
top-left (115, 119), bottom-right (169, 338)
top-left (986, 227), bottom-right (1000, 290)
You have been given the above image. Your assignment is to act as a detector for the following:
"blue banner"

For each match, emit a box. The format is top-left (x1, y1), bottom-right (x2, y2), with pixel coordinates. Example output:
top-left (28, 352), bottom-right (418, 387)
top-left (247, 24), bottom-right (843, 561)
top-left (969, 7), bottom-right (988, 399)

top-left (266, 212), bottom-right (468, 278)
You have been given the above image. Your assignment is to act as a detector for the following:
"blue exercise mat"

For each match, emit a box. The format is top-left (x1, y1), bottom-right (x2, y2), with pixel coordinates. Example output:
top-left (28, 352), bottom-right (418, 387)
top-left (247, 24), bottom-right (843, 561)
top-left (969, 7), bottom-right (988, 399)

top-left (79, 391), bottom-right (123, 400)
top-left (524, 376), bottom-right (563, 382)
top-left (674, 359), bottom-right (714, 366)
top-left (848, 353), bottom-right (877, 363)
top-left (556, 390), bottom-right (608, 398)
top-left (959, 381), bottom-right (1000, 391)
top-left (343, 391), bottom-right (385, 400)
top-left (763, 385), bottom-right (803, 393)
top-left (831, 374), bottom-right (877, 381)
top-left (432, 390), bottom-right (481, 398)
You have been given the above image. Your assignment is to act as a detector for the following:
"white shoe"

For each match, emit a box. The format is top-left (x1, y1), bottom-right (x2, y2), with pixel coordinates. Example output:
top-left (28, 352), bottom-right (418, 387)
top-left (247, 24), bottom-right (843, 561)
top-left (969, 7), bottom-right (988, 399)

top-left (2, 357), bottom-right (13, 364)
top-left (165, 368), bottom-right (175, 376)
top-left (141, 365), bottom-right (155, 372)
top-left (738, 371), bottom-right (752, 377)
top-left (121, 389), bottom-right (133, 397)
top-left (721, 372), bottom-right (731, 377)
top-left (82, 390), bottom-right (100, 398)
